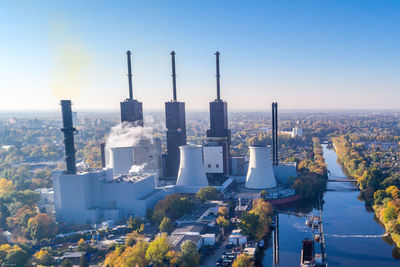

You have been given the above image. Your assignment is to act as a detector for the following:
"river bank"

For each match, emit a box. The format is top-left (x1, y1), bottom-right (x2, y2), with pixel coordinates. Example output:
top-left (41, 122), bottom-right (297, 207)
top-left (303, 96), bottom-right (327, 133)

top-left (262, 144), bottom-right (400, 266)
top-left (332, 137), bottom-right (400, 248)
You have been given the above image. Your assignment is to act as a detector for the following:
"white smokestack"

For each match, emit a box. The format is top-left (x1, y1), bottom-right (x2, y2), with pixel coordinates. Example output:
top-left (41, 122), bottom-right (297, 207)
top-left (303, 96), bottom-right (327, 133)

top-left (245, 146), bottom-right (277, 189)
top-left (176, 145), bottom-right (208, 187)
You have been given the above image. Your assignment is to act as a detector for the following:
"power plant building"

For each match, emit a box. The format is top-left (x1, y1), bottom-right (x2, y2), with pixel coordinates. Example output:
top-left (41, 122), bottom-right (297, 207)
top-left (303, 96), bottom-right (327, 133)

top-left (120, 51), bottom-right (144, 126)
top-left (165, 51), bottom-right (186, 178)
top-left (205, 52), bottom-right (231, 182)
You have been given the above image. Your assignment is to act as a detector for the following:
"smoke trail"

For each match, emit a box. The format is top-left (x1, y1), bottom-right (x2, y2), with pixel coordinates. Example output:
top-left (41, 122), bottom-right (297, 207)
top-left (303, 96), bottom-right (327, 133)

top-left (328, 234), bottom-right (386, 238)
top-left (105, 122), bottom-right (154, 148)
top-left (129, 163), bottom-right (147, 174)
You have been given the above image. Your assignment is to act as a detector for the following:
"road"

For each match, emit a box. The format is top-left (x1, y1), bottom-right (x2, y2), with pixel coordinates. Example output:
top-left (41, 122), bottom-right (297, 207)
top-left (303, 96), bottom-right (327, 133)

top-left (200, 235), bottom-right (230, 267)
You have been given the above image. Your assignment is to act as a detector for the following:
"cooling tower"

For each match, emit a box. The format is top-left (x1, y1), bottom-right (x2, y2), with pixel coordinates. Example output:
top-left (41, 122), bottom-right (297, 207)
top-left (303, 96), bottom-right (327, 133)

top-left (245, 146), bottom-right (277, 189)
top-left (109, 146), bottom-right (134, 175)
top-left (176, 145), bottom-right (208, 187)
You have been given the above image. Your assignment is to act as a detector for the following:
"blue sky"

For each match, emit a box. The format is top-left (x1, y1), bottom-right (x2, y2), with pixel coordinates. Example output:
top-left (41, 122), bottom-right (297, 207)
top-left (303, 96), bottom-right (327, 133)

top-left (0, 0), bottom-right (399, 111)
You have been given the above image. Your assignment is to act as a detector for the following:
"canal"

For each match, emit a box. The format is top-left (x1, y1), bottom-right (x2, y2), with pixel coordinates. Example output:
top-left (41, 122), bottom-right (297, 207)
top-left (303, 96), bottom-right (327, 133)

top-left (262, 144), bottom-right (400, 266)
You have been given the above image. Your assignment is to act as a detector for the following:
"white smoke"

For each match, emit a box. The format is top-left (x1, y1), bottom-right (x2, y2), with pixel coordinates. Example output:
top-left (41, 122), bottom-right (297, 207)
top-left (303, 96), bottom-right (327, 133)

top-left (129, 163), bottom-right (147, 174)
top-left (105, 122), bottom-right (154, 148)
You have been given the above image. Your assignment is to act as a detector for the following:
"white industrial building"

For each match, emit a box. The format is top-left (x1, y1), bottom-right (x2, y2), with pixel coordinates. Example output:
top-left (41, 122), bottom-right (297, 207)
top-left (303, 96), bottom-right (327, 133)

top-left (203, 146), bottom-right (224, 174)
top-left (105, 138), bottom-right (162, 175)
top-left (245, 146), bottom-right (277, 189)
top-left (53, 168), bottom-right (165, 225)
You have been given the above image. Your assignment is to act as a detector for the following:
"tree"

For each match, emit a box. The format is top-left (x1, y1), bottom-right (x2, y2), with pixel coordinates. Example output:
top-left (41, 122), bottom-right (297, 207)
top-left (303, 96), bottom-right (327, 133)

top-left (196, 186), bottom-right (219, 202)
top-left (260, 190), bottom-right (267, 199)
top-left (34, 248), bottom-right (55, 266)
top-left (232, 253), bottom-right (254, 267)
top-left (4, 247), bottom-right (29, 266)
top-left (159, 217), bottom-right (174, 233)
top-left (145, 234), bottom-right (170, 267)
top-left (77, 238), bottom-right (89, 252)
top-left (0, 178), bottom-right (13, 198)
top-left (179, 240), bottom-right (200, 267)
top-left (216, 216), bottom-right (229, 228)
top-left (27, 213), bottom-right (57, 242)
top-left (238, 212), bottom-right (260, 241)
top-left (166, 250), bottom-right (180, 266)
top-left (125, 241), bottom-right (149, 267)
top-left (383, 206), bottom-right (397, 223)
top-left (128, 216), bottom-right (144, 231)
top-left (218, 206), bottom-right (229, 217)
top-left (153, 194), bottom-right (194, 223)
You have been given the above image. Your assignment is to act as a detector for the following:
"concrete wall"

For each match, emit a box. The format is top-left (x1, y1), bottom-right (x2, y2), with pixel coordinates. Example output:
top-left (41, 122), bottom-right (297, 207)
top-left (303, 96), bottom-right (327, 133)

top-left (273, 163), bottom-right (297, 185)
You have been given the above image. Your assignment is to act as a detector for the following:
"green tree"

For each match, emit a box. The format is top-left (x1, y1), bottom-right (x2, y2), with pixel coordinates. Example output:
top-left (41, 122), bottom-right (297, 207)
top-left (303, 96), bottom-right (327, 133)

top-left (145, 234), bottom-right (170, 266)
top-left (179, 240), bottom-right (200, 267)
top-left (128, 216), bottom-right (144, 231)
top-left (4, 248), bottom-right (29, 266)
top-left (238, 212), bottom-right (260, 241)
top-left (159, 217), bottom-right (174, 234)
top-left (196, 186), bottom-right (219, 202)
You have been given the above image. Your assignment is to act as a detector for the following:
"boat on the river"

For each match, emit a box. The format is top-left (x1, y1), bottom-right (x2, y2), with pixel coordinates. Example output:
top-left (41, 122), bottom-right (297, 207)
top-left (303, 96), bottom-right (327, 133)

top-left (301, 238), bottom-right (315, 267)
top-left (265, 188), bottom-right (301, 205)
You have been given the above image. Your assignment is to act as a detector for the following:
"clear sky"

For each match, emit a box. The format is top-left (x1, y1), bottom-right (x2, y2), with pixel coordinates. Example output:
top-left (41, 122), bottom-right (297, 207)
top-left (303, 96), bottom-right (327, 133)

top-left (0, 0), bottom-right (399, 111)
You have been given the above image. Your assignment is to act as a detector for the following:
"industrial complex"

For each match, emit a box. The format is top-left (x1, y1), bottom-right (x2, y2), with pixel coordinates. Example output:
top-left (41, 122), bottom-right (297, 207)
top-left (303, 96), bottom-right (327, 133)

top-left (52, 51), bottom-right (297, 225)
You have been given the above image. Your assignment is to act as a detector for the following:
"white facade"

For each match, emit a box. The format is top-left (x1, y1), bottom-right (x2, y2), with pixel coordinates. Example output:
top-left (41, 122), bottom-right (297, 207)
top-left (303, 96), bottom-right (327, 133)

top-left (245, 146), bottom-right (277, 189)
top-left (291, 127), bottom-right (303, 138)
top-left (53, 169), bottom-right (165, 225)
top-left (229, 229), bottom-right (247, 245)
top-left (176, 145), bottom-right (208, 187)
top-left (203, 146), bottom-right (224, 174)
top-left (105, 137), bottom-right (162, 175)
top-left (107, 147), bottom-right (134, 175)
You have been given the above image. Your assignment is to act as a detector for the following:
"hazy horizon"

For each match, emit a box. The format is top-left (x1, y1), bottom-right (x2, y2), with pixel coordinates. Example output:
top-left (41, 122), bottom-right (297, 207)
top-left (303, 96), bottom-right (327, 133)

top-left (1, 1), bottom-right (399, 111)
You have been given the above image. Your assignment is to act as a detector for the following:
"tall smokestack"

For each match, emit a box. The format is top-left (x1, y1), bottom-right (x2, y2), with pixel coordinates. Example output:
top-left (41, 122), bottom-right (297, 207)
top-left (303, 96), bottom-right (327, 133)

top-left (275, 102), bottom-right (278, 165)
top-left (127, 50), bottom-right (133, 100)
top-left (272, 103), bottom-right (276, 165)
top-left (215, 51), bottom-right (221, 101)
top-left (171, 51), bottom-right (177, 101)
top-left (272, 102), bottom-right (279, 165)
top-left (60, 100), bottom-right (77, 174)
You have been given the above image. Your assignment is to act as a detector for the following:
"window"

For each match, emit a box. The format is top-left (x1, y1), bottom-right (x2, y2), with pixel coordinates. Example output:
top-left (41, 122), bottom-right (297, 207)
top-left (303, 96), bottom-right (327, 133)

top-left (216, 164), bottom-right (219, 168)
top-left (208, 164), bottom-right (211, 168)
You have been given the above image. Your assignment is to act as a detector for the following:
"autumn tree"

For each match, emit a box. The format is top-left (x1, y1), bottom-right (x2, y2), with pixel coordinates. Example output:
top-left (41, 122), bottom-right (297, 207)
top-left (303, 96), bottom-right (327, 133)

top-left (216, 216), bottom-right (229, 228)
top-left (218, 206), bottom-right (229, 217)
top-left (34, 248), bottom-right (55, 266)
top-left (232, 253), bottom-right (254, 267)
top-left (27, 213), bottom-right (57, 242)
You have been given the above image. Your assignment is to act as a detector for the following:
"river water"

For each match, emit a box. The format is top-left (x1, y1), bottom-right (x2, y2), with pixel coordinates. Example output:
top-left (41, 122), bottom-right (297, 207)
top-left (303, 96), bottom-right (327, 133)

top-left (262, 145), bottom-right (400, 266)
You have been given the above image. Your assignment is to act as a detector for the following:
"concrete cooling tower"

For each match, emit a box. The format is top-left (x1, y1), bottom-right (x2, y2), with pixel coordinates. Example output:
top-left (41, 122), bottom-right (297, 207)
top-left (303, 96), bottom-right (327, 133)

top-left (176, 145), bottom-right (208, 187)
top-left (245, 146), bottom-right (277, 189)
